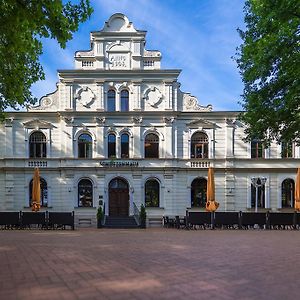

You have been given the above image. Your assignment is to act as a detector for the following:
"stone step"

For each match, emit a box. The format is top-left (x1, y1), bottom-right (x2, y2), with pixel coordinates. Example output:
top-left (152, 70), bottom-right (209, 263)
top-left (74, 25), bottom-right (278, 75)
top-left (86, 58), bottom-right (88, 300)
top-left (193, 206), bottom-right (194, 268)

top-left (104, 216), bottom-right (139, 228)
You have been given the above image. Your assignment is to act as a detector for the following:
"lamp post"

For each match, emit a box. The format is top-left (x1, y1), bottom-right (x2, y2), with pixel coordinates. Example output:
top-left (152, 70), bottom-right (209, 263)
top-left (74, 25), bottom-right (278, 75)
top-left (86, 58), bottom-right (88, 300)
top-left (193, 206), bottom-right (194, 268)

top-left (251, 177), bottom-right (267, 212)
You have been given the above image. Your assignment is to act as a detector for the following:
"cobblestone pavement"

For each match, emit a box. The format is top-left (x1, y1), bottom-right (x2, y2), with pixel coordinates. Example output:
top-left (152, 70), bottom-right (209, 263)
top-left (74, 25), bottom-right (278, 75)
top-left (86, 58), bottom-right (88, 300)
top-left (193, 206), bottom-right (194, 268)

top-left (0, 228), bottom-right (300, 300)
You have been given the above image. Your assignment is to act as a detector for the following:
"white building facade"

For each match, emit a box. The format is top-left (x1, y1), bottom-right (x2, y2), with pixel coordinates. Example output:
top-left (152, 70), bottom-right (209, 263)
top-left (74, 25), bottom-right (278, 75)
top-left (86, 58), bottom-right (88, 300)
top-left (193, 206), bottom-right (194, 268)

top-left (0, 14), bottom-right (299, 226)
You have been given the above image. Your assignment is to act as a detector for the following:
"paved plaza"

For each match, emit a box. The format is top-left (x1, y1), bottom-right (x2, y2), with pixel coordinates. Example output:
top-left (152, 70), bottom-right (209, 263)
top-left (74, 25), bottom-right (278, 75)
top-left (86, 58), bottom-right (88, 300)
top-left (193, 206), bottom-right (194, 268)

top-left (0, 228), bottom-right (299, 300)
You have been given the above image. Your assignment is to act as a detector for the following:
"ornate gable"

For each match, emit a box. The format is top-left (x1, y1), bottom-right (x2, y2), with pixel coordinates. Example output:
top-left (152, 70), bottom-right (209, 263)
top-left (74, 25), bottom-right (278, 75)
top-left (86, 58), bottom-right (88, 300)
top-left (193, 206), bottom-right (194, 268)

top-left (183, 93), bottom-right (212, 112)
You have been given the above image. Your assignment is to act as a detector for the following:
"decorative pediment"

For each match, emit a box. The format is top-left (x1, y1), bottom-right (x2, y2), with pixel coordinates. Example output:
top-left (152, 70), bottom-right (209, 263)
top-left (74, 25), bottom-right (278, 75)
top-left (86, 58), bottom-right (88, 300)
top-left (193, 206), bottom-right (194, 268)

top-left (28, 87), bottom-right (59, 111)
top-left (186, 119), bottom-right (218, 129)
top-left (101, 13), bottom-right (137, 33)
top-left (23, 119), bottom-right (54, 129)
top-left (183, 93), bottom-right (212, 112)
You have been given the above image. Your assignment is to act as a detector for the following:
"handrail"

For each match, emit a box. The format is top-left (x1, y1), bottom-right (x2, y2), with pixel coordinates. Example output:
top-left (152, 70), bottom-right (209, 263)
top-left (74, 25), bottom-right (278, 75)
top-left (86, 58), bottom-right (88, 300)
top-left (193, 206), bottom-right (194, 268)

top-left (133, 202), bottom-right (140, 226)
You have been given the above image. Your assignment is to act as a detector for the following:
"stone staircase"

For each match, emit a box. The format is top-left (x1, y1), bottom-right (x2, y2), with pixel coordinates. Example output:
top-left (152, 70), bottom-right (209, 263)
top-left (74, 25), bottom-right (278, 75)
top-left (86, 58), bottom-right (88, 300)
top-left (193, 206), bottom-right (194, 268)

top-left (104, 216), bottom-right (139, 229)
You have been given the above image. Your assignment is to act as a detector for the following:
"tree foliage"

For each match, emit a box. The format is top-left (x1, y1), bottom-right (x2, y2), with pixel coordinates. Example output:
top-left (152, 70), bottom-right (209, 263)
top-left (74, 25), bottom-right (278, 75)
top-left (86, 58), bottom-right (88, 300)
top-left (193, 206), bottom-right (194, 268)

top-left (236, 0), bottom-right (300, 145)
top-left (0, 0), bottom-right (93, 117)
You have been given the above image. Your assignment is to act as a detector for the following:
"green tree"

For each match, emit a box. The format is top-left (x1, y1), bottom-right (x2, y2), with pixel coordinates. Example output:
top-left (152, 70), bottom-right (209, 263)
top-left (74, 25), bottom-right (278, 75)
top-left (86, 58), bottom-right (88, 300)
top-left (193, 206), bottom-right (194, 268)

top-left (0, 0), bottom-right (93, 117)
top-left (236, 0), bottom-right (300, 145)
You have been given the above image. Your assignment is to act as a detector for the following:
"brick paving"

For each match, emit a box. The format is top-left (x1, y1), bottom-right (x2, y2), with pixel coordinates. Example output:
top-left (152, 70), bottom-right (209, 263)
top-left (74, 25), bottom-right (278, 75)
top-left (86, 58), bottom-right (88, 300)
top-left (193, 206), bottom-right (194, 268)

top-left (0, 228), bottom-right (300, 300)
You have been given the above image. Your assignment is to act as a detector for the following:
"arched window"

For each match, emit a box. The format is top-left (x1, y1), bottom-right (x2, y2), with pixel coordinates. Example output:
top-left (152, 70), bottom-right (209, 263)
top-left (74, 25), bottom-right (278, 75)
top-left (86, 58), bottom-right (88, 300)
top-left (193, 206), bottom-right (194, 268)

top-left (107, 90), bottom-right (116, 112)
top-left (29, 132), bottom-right (47, 158)
top-left (251, 139), bottom-right (264, 158)
top-left (108, 133), bottom-right (116, 158)
top-left (251, 180), bottom-right (265, 208)
top-left (145, 133), bottom-right (159, 158)
top-left (191, 178), bottom-right (207, 207)
top-left (78, 179), bottom-right (93, 207)
top-left (281, 141), bottom-right (294, 158)
top-left (282, 179), bottom-right (295, 208)
top-left (109, 178), bottom-right (128, 189)
top-left (145, 179), bottom-right (160, 207)
top-left (191, 132), bottom-right (209, 159)
top-left (29, 178), bottom-right (48, 207)
top-left (78, 133), bottom-right (92, 158)
top-left (121, 133), bottom-right (129, 158)
top-left (120, 90), bottom-right (129, 111)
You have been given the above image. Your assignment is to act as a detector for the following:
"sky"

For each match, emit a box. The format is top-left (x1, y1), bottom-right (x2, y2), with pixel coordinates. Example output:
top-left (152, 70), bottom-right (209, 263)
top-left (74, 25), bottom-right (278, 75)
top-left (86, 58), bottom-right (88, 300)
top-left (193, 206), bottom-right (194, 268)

top-left (31, 0), bottom-right (246, 111)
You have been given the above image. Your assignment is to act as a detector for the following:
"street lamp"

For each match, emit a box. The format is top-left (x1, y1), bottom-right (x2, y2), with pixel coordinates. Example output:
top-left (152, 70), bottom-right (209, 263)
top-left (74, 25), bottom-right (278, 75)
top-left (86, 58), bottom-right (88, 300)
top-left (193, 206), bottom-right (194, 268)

top-left (251, 177), bottom-right (267, 212)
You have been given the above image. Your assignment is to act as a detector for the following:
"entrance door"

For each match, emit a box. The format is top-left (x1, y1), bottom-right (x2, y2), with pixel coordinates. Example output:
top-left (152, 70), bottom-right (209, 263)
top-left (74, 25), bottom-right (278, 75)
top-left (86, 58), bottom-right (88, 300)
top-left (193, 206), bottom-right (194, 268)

top-left (109, 178), bottom-right (129, 216)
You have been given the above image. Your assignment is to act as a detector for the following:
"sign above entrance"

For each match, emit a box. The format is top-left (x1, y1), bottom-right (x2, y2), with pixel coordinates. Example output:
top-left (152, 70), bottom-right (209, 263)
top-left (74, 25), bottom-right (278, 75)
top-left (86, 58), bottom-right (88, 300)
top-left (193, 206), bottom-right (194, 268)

top-left (99, 160), bottom-right (139, 168)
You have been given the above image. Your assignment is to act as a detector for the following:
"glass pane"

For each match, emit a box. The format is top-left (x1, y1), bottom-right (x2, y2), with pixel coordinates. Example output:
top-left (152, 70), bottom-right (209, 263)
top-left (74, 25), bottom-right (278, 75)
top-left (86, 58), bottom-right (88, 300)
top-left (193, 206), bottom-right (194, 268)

top-left (191, 178), bottom-right (207, 207)
top-left (107, 90), bottom-right (116, 112)
top-left (145, 180), bottom-right (159, 207)
top-left (109, 178), bottom-right (128, 189)
top-left (282, 179), bottom-right (295, 207)
top-left (121, 90), bottom-right (129, 111)
top-left (78, 179), bottom-right (93, 207)
top-left (145, 134), bottom-right (159, 158)
top-left (191, 133), bottom-right (208, 159)
top-left (108, 134), bottom-right (116, 157)
top-left (121, 134), bottom-right (129, 158)
top-left (29, 132), bottom-right (47, 158)
top-left (78, 134), bottom-right (92, 158)
top-left (251, 184), bottom-right (265, 208)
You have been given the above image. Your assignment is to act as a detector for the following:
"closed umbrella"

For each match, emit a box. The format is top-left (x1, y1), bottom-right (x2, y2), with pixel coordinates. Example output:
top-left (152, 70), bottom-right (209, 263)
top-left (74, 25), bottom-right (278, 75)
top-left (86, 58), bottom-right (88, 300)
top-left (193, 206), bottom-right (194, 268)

top-left (206, 167), bottom-right (219, 212)
top-left (295, 168), bottom-right (300, 211)
top-left (31, 168), bottom-right (41, 212)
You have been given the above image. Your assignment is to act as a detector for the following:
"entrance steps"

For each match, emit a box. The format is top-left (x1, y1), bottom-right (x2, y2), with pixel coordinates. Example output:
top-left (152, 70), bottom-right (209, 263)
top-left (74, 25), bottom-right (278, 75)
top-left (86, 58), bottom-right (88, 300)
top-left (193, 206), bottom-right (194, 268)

top-left (104, 216), bottom-right (139, 229)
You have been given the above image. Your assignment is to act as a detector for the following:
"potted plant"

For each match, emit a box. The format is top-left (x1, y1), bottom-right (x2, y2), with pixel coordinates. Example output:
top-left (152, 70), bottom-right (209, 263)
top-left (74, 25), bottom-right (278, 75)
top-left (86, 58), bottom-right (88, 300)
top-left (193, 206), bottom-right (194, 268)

top-left (96, 206), bottom-right (103, 228)
top-left (140, 204), bottom-right (147, 229)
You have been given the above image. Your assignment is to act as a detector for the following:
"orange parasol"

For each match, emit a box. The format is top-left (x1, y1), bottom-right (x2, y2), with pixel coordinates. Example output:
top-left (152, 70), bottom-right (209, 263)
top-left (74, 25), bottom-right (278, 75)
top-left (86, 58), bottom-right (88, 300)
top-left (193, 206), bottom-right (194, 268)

top-left (31, 168), bottom-right (41, 212)
top-left (295, 168), bottom-right (300, 211)
top-left (206, 167), bottom-right (219, 212)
